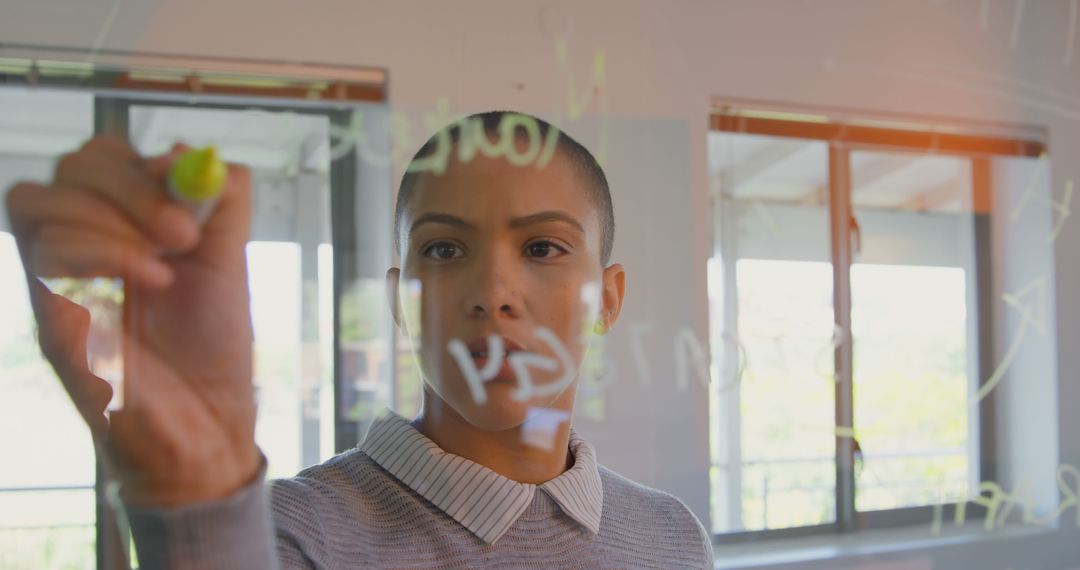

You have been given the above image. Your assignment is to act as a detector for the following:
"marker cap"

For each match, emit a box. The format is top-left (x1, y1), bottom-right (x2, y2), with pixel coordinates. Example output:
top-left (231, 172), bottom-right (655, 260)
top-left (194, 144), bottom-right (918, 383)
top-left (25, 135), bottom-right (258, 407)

top-left (167, 146), bottom-right (227, 224)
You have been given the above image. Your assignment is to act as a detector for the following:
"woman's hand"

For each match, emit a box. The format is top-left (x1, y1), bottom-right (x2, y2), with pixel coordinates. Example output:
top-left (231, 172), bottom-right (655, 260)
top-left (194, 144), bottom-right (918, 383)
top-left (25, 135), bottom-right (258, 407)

top-left (5, 136), bottom-right (261, 506)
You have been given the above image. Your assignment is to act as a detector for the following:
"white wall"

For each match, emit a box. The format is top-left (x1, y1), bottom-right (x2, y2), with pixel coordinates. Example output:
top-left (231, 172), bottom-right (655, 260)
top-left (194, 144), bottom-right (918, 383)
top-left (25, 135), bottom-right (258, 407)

top-left (5, 0), bottom-right (1080, 567)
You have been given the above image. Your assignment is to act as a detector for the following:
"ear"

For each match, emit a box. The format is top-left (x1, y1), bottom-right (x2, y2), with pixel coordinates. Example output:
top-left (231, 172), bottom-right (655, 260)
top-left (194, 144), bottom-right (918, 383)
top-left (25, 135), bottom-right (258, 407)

top-left (386, 267), bottom-right (402, 328)
top-left (598, 263), bottom-right (626, 334)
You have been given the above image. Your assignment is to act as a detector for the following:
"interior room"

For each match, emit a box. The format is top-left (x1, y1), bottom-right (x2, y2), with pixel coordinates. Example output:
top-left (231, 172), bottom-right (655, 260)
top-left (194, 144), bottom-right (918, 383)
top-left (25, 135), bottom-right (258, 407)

top-left (1, 1), bottom-right (1078, 568)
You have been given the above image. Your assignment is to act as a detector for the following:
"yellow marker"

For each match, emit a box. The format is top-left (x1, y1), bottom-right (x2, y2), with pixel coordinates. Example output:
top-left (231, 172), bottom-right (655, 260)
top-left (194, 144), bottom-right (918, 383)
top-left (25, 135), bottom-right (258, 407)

top-left (167, 146), bottom-right (227, 224)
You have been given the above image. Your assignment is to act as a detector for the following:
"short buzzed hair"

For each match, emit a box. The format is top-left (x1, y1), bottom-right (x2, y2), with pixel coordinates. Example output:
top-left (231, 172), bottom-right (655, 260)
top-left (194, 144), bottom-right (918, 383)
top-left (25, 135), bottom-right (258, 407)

top-left (395, 111), bottom-right (614, 265)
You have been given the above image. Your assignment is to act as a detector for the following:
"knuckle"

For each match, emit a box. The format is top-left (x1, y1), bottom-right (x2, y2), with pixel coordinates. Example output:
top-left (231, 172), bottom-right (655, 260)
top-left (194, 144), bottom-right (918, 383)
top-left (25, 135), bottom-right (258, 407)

top-left (89, 375), bottom-right (114, 404)
top-left (38, 298), bottom-right (90, 359)
top-left (81, 135), bottom-right (126, 155)
top-left (4, 182), bottom-right (28, 219)
top-left (68, 299), bottom-right (92, 329)
top-left (80, 136), bottom-right (110, 151)
top-left (54, 151), bottom-right (85, 178)
top-left (5, 183), bottom-right (48, 239)
top-left (154, 435), bottom-right (185, 467)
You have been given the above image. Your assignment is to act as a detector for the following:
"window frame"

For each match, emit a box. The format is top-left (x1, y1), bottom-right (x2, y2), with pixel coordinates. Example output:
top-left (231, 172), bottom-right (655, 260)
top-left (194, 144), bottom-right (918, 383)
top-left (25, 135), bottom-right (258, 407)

top-left (708, 100), bottom-right (1045, 543)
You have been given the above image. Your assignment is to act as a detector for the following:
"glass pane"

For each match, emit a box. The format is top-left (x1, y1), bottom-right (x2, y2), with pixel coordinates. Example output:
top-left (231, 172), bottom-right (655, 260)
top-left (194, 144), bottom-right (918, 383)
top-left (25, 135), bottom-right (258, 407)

top-left (708, 132), bottom-right (836, 532)
top-left (129, 105), bottom-right (337, 476)
top-left (849, 150), bottom-right (976, 512)
top-left (0, 86), bottom-right (96, 569)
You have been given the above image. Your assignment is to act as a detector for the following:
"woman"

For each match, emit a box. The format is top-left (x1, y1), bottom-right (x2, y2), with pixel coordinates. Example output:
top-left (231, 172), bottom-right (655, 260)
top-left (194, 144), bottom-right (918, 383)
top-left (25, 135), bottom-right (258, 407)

top-left (7, 111), bottom-right (713, 568)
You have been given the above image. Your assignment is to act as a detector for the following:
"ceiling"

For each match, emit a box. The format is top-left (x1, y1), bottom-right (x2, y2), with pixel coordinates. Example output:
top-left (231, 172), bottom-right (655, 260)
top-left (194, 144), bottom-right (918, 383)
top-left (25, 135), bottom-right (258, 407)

top-left (708, 132), bottom-right (972, 214)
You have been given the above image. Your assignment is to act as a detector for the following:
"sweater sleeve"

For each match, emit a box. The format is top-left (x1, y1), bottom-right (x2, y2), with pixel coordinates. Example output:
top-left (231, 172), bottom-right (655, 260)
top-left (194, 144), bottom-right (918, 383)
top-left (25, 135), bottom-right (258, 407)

top-left (125, 462), bottom-right (316, 570)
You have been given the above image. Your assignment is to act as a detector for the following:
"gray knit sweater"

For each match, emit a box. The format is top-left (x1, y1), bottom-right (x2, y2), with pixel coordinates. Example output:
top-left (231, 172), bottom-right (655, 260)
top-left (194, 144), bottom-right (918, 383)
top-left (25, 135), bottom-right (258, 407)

top-left (127, 411), bottom-right (714, 569)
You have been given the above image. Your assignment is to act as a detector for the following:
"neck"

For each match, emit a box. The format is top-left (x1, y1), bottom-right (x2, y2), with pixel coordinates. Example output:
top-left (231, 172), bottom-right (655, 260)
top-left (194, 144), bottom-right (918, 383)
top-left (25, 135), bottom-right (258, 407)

top-left (410, 388), bottom-right (574, 484)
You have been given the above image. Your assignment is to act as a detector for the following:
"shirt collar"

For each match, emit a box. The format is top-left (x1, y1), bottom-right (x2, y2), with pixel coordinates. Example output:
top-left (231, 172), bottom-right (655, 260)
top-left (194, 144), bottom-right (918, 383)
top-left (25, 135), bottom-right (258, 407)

top-left (359, 409), bottom-right (603, 544)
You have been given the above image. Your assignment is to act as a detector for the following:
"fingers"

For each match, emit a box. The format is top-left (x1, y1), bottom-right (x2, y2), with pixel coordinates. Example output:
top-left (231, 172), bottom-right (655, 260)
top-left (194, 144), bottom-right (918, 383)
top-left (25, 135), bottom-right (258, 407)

top-left (5, 136), bottom-right (261, 504)
top-left (29, 278), bottom-right (115, 439)
top-left (8, 182), bottom-right (151, 244)
top-left (7, 137), bottom-right (254, 276)
top-left (4, 136), bottom-right (210, 288)
top-left (53, 139), bottom-right (198, 252)
top-left (22, 221), bottom-right (174, 288)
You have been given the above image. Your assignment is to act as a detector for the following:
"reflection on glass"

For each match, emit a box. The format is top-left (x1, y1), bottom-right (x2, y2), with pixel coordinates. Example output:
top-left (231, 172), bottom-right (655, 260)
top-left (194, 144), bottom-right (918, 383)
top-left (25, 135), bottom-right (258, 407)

top-left (850, 150), bottom-right (976, 512)
top-left (708, 132), bottom-right (836, 532)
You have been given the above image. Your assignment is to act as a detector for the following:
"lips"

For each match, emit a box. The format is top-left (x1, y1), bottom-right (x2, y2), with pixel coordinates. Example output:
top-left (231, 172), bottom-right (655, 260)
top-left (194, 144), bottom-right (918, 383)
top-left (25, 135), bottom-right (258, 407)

top-left (465, 336), bottom-right (526, 357)
top-left (464, 335), bottom-right (527, 382)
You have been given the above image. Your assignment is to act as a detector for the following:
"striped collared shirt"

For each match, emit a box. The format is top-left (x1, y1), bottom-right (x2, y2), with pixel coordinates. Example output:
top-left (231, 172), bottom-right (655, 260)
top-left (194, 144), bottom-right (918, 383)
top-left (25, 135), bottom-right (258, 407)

top-left (358, 409), bottom-right (604, 545)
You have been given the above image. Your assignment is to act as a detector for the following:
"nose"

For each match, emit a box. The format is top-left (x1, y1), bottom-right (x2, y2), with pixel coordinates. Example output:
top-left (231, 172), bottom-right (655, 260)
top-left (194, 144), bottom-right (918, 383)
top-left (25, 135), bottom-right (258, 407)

top-left (464, 248), bottom-right (522, 320)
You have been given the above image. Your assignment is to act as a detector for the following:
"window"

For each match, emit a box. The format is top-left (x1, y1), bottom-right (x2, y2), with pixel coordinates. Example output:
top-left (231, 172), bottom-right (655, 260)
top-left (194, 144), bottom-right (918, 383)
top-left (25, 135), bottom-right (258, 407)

top-left (849, 150), bottom-right (976, 516)
top-left (707, 105), bottom-right (1051, 539)
top-left (708, 137), bottom-right (838, 533)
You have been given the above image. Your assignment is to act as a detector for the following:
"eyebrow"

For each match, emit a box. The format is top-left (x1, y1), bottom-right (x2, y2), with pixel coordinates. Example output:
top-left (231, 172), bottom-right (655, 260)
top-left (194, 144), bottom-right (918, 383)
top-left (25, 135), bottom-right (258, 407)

top-left (509, 211), bottom-right (585, 235)
top-left (409, 212), bottom-right (476, 236)
top-left (409, 210), bottom-right (586, 236)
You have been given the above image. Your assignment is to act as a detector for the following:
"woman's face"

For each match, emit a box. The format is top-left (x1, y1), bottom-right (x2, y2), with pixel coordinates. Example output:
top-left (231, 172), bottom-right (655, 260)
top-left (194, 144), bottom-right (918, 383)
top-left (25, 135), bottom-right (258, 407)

top-left (391, 150), bottom-right (623, 430)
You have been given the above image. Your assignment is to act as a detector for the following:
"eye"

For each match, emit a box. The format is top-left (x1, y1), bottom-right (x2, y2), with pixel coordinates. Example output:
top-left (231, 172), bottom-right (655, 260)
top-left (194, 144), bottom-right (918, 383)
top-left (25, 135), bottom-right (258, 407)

top-left (524, 240), bottom-right (567, 259)
top-left (422, 241), bottom-right (465, 260)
